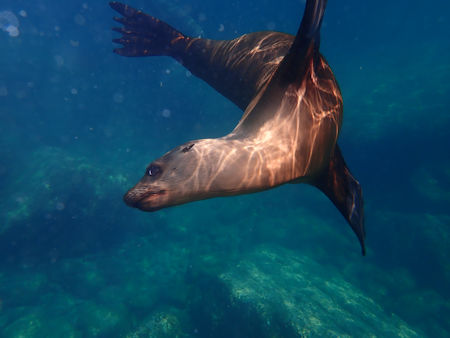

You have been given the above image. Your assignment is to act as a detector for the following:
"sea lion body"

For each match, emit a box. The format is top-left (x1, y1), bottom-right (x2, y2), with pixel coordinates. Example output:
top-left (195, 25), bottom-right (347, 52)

top-left (111, 0), bottom-right (366, 254)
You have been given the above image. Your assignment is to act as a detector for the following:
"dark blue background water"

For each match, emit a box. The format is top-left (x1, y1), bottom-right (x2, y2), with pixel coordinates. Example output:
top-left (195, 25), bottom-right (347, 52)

top-left (1, 0), bottom-right (449, 336)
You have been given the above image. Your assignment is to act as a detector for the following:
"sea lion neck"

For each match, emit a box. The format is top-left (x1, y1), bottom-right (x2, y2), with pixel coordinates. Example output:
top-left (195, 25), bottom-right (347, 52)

top-left (190, 136), bottom-right (298, 194)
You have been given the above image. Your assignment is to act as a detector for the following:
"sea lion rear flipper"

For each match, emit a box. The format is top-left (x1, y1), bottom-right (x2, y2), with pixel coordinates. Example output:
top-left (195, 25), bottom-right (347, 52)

top-left (313, 145), bottom-right (366, 255)
top-left (110, 1), bottom-right (186, 57)
top-left (273, 0), bottom-right (327, 85)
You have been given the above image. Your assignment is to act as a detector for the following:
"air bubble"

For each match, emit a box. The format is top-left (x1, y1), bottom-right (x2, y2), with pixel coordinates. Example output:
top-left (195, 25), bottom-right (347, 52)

top-left (266, 22), bottom-right (276, 30)
top-left (113, 92), bottom-right (124, 103)
top-left (74, 14), bottom-right (86, 26)
top-left (198, 13), bottom-right (206, 22)
top-left (55, 202), bottom-right (65, 211)
top-left (0, 10), bottom-right (20, 37)
top-left (0, 85), bottom-right (7, 97)
top-left (54, 55), bottom-right (64, 67)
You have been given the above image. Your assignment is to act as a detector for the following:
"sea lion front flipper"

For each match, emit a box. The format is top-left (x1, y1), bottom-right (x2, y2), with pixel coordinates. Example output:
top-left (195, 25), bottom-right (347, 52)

top-left (110, 2), bottom-right (294, 111)
top-left (110, 1), bottom-right (186, 57)
top-left (313, 145), bottom-right (366, 255)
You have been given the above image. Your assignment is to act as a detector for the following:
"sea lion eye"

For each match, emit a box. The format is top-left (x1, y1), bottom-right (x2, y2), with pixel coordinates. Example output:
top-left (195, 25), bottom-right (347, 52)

top-left (147, 164), bottom-right (162, 177)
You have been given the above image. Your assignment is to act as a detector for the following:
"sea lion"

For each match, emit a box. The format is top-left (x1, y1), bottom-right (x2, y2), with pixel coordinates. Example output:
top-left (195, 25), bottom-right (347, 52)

top-left (110, 0), bottom-right (366, 255)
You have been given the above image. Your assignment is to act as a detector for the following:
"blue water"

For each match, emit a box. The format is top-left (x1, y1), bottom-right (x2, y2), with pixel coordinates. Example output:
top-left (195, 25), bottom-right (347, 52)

top-left (1, 0), bottom-right (449, 336)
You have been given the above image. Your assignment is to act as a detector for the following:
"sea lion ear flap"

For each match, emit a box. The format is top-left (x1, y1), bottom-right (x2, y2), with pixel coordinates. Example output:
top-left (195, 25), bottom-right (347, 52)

top-left (312, 145), bottom-right (366, 255)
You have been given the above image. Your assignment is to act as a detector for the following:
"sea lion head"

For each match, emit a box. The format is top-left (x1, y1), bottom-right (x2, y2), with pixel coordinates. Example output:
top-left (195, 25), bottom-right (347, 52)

top-left (123, 140), bottom-right (215, 211)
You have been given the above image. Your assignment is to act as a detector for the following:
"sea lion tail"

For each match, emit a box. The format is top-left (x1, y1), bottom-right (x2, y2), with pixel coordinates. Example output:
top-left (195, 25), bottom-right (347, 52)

top-left (296, 0), bottom-right (327, 46)
top-left (110, 2), bottom-right (187, 57)
top-left (272, 0), bottom-right (327, 85)
top-left (313, 145), bottom-right (366, 256)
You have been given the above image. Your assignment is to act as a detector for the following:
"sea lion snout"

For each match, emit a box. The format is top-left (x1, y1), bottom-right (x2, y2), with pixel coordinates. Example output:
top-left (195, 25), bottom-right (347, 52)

top-left (123, 183), bottom-right (167, 211)
top-left (123, 188), bottom-right (140, 208)
top-left (123, 184), bottom-right (151, 208)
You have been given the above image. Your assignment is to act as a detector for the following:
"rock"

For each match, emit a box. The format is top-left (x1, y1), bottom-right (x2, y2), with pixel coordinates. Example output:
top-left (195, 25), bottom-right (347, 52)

top-left (125, 310), bottom-right (185, 338)
top-left (220, 245), bottom-right (419, 337)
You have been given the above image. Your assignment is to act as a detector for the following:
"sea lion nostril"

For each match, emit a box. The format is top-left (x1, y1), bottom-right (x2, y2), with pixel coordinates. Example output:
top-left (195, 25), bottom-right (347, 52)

top-left (123, 190), bottom-right (138, 207)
